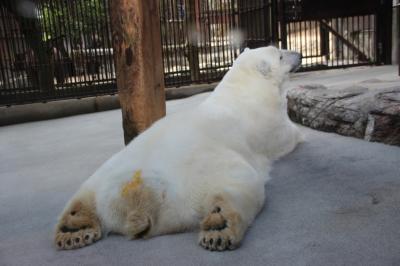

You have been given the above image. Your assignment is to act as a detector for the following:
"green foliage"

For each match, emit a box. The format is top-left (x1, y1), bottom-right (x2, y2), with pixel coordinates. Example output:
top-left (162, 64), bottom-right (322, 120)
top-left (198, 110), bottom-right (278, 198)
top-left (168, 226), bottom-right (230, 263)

top-left (39, 0), bottom-right (108, 44)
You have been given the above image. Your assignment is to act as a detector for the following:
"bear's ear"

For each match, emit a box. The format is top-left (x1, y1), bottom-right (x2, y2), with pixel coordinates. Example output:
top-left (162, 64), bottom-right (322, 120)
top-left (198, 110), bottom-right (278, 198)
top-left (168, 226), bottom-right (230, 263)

top-left (240, 47), bottom-right (250, 54)
top-left (256, 60), bottom-right (270, 77)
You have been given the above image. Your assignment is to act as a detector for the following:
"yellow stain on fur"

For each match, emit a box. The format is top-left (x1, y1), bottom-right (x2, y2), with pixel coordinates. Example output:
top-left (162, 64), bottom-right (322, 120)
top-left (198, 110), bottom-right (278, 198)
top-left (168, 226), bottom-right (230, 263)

top-left (121, 170), bottom-right (143, 198)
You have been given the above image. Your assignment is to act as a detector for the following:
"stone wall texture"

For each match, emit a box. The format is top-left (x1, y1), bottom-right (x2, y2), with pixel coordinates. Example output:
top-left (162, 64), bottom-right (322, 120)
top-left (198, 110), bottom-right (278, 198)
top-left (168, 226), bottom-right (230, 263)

top-left (287, 84), bottom-right (400, 146)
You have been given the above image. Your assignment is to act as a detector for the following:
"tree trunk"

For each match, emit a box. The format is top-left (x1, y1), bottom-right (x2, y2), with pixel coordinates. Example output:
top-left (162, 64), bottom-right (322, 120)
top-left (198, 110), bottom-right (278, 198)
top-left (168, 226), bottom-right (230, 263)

top-left (109, 0), bottom-right (166, 144)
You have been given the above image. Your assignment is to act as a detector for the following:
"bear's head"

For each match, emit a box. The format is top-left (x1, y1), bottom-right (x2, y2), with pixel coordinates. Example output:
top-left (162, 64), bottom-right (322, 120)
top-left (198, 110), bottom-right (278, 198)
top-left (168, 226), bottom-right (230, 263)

top-left (232, 46), bottom-right (302, 85)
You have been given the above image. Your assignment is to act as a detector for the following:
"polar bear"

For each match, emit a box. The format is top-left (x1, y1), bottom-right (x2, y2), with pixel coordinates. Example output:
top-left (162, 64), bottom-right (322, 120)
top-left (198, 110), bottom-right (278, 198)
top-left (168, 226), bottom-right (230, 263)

top-left (54, 46), bottom-right (302, 251)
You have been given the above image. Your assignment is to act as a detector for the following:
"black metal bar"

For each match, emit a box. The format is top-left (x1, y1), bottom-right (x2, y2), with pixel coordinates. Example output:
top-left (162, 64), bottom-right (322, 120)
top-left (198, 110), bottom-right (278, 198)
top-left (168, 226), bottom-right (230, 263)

top-left (263, 0), bottom-right (270, 45)
top-left (287, 21), bottom-right (291, 50)
top-left (169, 0), bottom-right (180, 84)
top-left (279, 0), bottom-right (287, 49)
top-left (377, 0), bottom-right (392, 64)
top-left (2, 5), bottom-right (18, 93)
top-left (270, 0), bottom-right (278, 44)
top-left (104, 0), bottom-right (115, 82)
top-left (398, 3), bottom-right (400, 76)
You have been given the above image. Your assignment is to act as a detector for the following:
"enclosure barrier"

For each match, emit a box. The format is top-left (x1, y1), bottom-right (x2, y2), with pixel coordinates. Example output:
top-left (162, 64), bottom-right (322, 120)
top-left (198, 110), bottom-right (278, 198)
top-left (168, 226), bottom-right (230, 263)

top-left (0, 0), bottom-right (393, 106)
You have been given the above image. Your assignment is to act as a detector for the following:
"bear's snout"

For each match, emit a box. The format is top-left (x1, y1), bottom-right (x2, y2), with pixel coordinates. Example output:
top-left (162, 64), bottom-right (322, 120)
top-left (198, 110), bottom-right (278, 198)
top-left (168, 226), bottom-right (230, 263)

top-left (287, 51), bottom-right (302, 72)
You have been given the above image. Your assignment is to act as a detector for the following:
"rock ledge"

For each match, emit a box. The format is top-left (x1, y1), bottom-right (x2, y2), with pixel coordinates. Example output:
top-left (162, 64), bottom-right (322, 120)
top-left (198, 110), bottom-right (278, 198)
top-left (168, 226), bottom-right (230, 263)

top-left (287, 84), bottom-right (400, 146)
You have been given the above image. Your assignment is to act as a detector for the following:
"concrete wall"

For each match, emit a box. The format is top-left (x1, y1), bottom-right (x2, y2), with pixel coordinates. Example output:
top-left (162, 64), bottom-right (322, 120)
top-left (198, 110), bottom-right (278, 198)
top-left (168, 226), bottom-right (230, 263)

top-left (0, 83), bottom-right (216, 126)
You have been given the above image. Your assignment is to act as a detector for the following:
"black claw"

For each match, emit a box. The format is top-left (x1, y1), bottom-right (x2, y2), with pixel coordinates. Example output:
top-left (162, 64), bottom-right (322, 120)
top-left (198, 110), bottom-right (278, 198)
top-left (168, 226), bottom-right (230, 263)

top-left (216, 238), bottom-right (222, 246)
top-left (57, 241), bottom-right (62, 247)
top-left (84, 235), bottom-right (90, 240)
top-left (209, 238), bottom-right (213, 245)
top-left (66, 239), bottom-right (71, 246)
top-left (70, 211), bottom-right (76, 216)
top-left (75, 238), bottom-right (80, 243)
top-left (227, 240), bottom-right (232, 246)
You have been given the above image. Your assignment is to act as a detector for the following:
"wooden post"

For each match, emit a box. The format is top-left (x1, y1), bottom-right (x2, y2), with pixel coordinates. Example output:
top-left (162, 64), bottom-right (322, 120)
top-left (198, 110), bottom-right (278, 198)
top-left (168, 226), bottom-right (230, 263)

top-left (110, 0), bottom-right (166, 144)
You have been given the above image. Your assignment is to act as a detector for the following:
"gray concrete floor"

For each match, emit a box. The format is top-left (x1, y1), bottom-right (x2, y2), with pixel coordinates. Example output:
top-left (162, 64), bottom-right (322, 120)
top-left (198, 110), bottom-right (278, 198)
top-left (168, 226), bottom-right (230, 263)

top-left (1, 68), bottom-right (400, 265)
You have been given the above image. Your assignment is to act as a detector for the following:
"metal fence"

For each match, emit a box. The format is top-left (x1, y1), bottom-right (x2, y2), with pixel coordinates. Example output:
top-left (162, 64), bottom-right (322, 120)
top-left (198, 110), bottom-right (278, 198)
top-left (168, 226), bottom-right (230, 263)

top-left (161, 0), bottom-right (235, 86)
top-left (0, 0), bottom-right (115, 106)
top-left (279, 0), bottom-right (393, 70)
top-left (0, 0), bottom-right (394, 106)
top-left (282, 17), bottom-right (377, 70)
top-left (160, 0), bottom-right (392, 85)
top-left (160, 0), bottom-right (277, 86)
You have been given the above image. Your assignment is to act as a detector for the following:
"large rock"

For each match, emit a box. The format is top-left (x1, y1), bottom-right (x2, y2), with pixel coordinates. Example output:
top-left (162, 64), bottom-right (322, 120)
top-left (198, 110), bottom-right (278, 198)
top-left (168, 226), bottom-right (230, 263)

top-left (287, 84), bottom-right (400, 146)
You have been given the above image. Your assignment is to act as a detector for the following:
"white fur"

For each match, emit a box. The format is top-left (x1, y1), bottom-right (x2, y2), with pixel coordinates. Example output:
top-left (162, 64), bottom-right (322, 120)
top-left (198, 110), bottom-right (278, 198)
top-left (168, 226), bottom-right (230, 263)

top-left (79, 46), bottom-right (302, 238)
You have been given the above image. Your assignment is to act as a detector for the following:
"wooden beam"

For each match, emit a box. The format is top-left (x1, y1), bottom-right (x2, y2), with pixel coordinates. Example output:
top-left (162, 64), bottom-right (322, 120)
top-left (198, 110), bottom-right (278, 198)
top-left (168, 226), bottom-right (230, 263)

top-left (319, 19), bottom-right (369, 62)
top-left (109, 0), bottom-right (166, 144)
